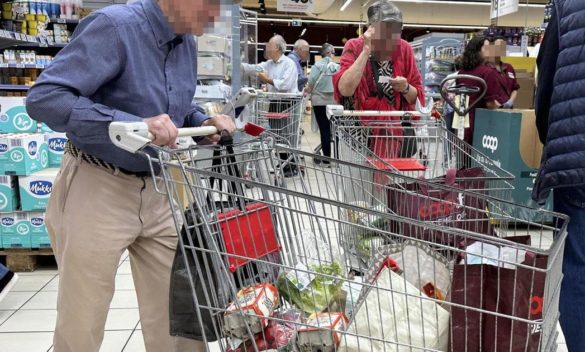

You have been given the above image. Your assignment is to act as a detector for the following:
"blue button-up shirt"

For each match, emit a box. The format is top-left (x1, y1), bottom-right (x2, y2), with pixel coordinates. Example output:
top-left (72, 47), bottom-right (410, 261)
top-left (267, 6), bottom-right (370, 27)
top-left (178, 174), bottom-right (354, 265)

top-left (26, 0), bottom-right (208, 172)
top-left (287, 51), bottom-right (308, 92)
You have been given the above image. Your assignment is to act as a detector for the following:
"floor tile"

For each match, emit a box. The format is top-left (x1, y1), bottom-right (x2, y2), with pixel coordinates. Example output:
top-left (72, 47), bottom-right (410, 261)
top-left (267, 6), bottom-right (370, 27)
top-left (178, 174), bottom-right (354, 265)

top-left (41, 276), bottom-right (59, 292)
top-left (0, 310), bottom-right (57, 332)
top-left (117, 261), bottom-right (132, 275)
top-left (18, 269), bottom-right (58, 276)
top-left (115, 274), bottom-right (135, 291)
top-left (10, 275), bottom-right (56, 292)
top-left (0, 292), bottom-right (35, 310)
top-left (20, 291), bottom-right (58, 310)
top-left (0, 332), bottom-right (54, 352)
top-left (0, 310), bottom-right (15, 325)
top-left (109, 290), bottom-right (139, 309)
top-left (122, 330), bottom-right (145, 352)
top-left (100, 330), bottom-right (134, 352)
top-left (104, 309), bottom-right (140, 330)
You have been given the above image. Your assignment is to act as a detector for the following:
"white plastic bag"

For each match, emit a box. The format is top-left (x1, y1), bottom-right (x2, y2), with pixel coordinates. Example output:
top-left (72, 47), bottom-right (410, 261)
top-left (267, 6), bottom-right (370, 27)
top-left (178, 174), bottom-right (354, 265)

top-left (339, 244), bottom-right (450, 352)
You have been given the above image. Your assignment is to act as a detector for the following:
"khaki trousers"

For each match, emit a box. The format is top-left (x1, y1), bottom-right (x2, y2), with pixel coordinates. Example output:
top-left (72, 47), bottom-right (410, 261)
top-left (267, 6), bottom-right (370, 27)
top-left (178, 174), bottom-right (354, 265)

top-left (46, 154), bottom-right (205, 352)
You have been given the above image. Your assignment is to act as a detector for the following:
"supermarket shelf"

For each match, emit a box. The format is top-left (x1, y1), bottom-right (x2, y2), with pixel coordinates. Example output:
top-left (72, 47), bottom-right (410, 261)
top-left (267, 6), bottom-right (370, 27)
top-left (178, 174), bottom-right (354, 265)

top-left (49, 18), bottom-right (80, 24)
top-left (0, 30), bottom-right (38, 50)
top-left (0, 63), bottom-right (46, 69)
top-left (0, 84), bottom-right (31, 90)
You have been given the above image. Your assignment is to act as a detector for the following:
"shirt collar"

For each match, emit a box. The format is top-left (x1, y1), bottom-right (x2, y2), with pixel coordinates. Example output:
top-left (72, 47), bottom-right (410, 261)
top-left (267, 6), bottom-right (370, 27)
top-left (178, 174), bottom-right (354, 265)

top-left (273, 54), bottom-right (286, 64)
top-left (142, 0), bottom-right (177, 47)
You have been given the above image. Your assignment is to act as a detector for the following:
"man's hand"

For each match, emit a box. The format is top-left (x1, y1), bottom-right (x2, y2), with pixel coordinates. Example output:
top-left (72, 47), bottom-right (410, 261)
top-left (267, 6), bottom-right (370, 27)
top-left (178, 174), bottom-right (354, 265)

top-left (200, 114), bottom-right (237, 144)
top-left (389, 76), bottom-right (409, 93)
top-left (363, 26), bottom-right (374, 55)
top-left (258, 72), bottom-right (272, 85)
top-left (144, 114), bottom-right (178, 148)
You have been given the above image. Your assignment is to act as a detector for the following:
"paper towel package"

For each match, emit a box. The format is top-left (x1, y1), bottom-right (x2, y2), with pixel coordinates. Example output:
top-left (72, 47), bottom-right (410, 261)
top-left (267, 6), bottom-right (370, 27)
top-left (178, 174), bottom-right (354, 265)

top-left (19, 168), bottom-right (58, 211)
top-left (0, 175), bottom-right (18, 212)
top-left (0, 212), bottom-right (31, 248)
top-left (28, 212), bottom-right (51, 248)
top-left (45, 132), bottom-right (67, 167)
top-left (0, 134), bottom-right (49, 175)
top-left (0, 97), bottom-right (37, 133)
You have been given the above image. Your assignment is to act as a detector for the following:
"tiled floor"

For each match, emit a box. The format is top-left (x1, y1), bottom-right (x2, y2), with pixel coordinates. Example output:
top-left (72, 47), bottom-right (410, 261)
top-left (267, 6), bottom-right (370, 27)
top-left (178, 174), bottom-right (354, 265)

top-left (0, 118), bottom-right (570, 351)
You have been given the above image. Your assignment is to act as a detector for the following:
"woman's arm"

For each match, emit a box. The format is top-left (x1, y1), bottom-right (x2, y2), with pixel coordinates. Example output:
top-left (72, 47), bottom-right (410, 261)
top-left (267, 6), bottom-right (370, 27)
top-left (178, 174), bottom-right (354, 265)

top-left (338, 27), bottom-right (373, 97)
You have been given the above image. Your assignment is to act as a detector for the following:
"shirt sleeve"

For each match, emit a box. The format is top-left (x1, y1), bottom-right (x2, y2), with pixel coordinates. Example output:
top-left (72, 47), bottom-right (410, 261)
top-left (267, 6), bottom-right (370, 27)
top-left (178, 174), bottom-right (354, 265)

top-left (402, 42), bottom-right (425, 105)
top-left (26, 13), bottom-right (140, 143)
top-left (333, 40), bottom-right (359, 102)
top-left (308, 62), bottom-right (322, 87)
top-left (510, 66), bottom-right (521, 91)
top-left (272, 59), bottom-right (298, 92)
top-left (183, 102), bottom-right (209, 127)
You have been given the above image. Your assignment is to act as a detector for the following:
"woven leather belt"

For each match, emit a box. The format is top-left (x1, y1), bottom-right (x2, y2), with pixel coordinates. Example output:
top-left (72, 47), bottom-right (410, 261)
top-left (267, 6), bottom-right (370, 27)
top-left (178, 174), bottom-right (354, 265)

top-left (65, 141), bottom-right (150, 178)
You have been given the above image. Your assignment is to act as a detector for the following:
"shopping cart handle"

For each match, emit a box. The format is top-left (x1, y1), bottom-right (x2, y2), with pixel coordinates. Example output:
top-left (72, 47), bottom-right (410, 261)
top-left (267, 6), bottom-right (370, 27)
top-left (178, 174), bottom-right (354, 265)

top-left (109, 121), bottom-right (218, 153)
top-left (326, 105), bottom-right (345, 119)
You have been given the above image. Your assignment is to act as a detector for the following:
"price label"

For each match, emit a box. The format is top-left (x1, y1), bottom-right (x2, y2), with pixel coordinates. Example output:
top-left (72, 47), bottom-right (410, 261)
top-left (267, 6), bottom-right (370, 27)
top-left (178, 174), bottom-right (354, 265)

top-left (57, 18), bottom-right (66, 24)
top-left (15, 64), bottom-right (25, 69)
top-left (39, 41), bottom-right (48, 47)
top-left (0, 64), bottom-right (8, 68)
top-left (1, 31), bottom-right (8, 38)
top-left (35, 64), bottom-right (44, 69)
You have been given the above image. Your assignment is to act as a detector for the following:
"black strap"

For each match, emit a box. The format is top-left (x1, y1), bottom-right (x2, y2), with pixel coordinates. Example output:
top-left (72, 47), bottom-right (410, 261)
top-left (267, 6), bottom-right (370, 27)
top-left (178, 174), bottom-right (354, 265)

top-left (207, 134), bottom-right (246, 210)
top-left (369, 56), bottom-right (385, 99)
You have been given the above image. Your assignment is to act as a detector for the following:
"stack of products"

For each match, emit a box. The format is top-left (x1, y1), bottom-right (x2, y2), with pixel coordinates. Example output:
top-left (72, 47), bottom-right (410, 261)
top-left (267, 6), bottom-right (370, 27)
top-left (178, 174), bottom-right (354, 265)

top-left (0, 96), bottom-right (66, 249)
top-left (1, 49), bottom-right (53, 66)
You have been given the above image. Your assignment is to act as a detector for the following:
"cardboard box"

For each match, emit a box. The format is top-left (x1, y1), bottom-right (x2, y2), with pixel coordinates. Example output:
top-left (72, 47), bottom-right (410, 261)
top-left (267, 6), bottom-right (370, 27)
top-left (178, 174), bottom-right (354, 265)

top-left (28, 212), bottom-right (51, 248)
top-left (0, 212), bottom-right (31, 248)
top-left (0, 133), bottom-right (49, 175)
top-left (0, 175), bottom-right (19, 212)
top-left (44, 132), bottom-right (67, 167)
top-left (197, 56), bottom-right (226, 77)
top-left (197, 34), bottom-right (230, 55)
top-left (473, 109), bottom-right (552, 221)
top-left (18, 168), bottom-right (58, 211)
top-left (0, 97), bottom-right (37, 133)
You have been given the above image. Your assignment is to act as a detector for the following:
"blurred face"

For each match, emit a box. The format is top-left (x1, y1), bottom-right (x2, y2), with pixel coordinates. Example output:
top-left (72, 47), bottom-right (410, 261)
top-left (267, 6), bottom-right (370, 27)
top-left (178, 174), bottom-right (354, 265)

top-left (483, 39), bottom-right (506, 61)
top-left (480, 39), bottom-right (491, 61)
top-left (371, 21), bottom-right (402, 58)
top-left (158, 0), bottom-right (241, 36)
top-left (265, 41), bottom-right (282, 61)
top-left (298, 45), bottom-right (310, 62)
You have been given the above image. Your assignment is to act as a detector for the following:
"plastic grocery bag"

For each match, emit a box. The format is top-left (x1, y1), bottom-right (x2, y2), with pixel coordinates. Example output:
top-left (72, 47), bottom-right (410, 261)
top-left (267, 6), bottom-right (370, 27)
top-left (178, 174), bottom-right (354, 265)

top-left (339, 250), bottom-right (450, 351)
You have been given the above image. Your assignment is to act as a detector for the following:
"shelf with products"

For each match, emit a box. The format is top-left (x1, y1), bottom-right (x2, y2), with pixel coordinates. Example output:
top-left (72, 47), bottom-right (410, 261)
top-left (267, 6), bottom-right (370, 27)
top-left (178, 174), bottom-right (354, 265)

top-left (411, 33), bottom-right (464, 100)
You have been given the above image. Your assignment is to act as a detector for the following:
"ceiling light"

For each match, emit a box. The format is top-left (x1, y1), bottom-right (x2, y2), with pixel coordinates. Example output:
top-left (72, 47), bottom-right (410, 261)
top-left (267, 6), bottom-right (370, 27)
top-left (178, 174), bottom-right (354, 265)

top-left (300, 28), bottom-right (307, 36)
top-left (340, 0), bottom-right (353, 11)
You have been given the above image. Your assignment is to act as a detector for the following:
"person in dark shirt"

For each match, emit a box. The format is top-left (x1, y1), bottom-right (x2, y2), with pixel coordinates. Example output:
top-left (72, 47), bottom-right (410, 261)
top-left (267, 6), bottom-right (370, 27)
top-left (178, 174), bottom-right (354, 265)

top-left (456, 36), bottom-right (500, 143)
top-left (485, 37), bottom-right (521, 109)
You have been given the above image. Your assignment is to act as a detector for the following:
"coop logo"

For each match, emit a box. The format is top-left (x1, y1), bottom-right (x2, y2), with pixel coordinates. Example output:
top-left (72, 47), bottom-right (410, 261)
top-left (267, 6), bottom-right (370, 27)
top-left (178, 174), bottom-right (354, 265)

top-left (1, 217), bottom-right (14, 226)
top-left (29, 181), bottom-right (53, 196)
top-left (419, 193), bottom-right (465, 219)
top-left (0, 143), bottom-right (7, 153)
top-left (30, 217), bottom-right (44, 227)
top-left (482, 135), bottom-right (499, 153)
top-left (28, 141), bottom-right (37, 156)
top-left (48, 138), bottom-right (67, 152)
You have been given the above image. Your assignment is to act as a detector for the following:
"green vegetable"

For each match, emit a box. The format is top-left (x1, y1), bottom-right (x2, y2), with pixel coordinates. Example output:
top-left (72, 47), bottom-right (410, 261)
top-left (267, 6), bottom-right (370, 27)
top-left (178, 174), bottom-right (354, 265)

top-left (277, 262), bottom-right (344, 315)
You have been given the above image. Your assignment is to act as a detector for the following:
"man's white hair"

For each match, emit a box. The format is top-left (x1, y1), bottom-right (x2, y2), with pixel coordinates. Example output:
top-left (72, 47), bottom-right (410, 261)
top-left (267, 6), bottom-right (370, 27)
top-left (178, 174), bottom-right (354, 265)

top-left (270, 35), bottom-right (287, 53)
top-left (294, 39), bottom-right (309, 51)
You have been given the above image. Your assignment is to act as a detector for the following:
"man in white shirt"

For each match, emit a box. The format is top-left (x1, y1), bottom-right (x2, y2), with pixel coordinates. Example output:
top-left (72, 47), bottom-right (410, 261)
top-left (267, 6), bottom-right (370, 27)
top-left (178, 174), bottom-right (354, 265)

top-left (243, 35), bottom-right (298, 93)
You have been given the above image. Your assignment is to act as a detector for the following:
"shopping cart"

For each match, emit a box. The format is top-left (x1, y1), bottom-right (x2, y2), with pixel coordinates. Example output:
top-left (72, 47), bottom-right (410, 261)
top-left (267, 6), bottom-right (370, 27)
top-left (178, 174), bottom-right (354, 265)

top-left (109, 122), bottom-right (567, 352)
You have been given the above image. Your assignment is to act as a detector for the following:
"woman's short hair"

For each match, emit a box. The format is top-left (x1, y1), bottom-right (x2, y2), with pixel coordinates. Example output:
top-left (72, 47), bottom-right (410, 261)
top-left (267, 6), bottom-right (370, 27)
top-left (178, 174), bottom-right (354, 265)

top-left (321, 43), bottom-right (335, 57)
top-left (367, 1), bottom-right (403, 26)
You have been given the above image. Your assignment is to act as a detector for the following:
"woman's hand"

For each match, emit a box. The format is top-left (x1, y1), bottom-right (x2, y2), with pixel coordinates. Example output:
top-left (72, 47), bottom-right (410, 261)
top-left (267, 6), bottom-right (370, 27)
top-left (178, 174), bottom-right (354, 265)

top-left (363, 26), bottom-right (374, 55)
top-left (389, 76), bottom-right (409, 93)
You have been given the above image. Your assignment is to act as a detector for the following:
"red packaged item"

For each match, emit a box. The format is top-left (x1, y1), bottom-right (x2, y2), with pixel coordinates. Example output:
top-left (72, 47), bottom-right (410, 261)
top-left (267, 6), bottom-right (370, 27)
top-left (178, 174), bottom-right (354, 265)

top-left (223, 283), bottom-right (279, 338)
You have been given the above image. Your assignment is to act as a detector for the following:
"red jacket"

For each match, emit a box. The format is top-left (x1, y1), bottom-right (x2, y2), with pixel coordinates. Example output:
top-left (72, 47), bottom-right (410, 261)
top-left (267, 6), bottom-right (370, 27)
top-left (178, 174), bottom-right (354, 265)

top-left (333, 37), bottom-right (424, 158)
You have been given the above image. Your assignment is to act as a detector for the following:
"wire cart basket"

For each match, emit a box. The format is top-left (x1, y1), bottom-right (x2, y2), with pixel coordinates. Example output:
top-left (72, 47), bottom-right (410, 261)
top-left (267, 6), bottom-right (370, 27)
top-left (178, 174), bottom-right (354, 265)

top-left (109, 122), bottom-right (567, 352)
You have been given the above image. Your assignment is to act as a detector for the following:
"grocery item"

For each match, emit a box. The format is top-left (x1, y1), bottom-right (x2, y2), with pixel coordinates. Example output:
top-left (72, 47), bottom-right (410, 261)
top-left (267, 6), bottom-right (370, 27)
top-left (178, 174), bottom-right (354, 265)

top-left (44, 132), bottom-right (67, 167)
top-left (0, 133), bottom-right (48, 175)
top-left (0, 212), bottom-right (31, 248)
top-left (297, 312), bottom-right (349, 352)
top-left (277, 261), bottom-right (344, 315)
top-left (0, 175), bottom-right (18, 212)
top-left (0, 97), bottom-right (37, 133)
top-left (223, 283), bottom-right (279, 338)
top-left (18, 167), bottom-right (58, 211)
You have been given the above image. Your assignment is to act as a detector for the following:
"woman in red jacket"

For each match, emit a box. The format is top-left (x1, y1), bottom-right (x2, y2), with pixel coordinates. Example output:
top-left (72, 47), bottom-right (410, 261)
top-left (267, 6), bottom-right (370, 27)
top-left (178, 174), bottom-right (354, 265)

top-left (485, 37), bottom-right (521, 109)
top-left (333, 0), bottom-right (424, 158)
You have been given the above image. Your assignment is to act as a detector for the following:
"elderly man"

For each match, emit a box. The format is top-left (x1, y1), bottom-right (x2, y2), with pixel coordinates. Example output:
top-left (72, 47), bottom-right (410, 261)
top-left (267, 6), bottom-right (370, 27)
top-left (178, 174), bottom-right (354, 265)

top-left (288, 39), bottom-right (310, 92)
top-left (243, 35), bottom-right (298, 93)
top-left (25, 0), bottom-right (236, 351)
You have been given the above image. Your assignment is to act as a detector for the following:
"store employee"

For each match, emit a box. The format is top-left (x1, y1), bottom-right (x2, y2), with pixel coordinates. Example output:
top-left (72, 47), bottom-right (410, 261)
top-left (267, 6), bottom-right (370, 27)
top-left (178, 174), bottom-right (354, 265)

top-left (486, 37), bottom-right (521, 109)
top-left (26, 0), bottom-right (236, 351)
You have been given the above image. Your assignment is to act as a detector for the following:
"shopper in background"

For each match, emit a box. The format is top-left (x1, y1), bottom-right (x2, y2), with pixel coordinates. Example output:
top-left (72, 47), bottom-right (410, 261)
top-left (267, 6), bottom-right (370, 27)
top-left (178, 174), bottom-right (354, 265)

top-left (533, 1), bottom-right (585, 351)
top-left (305, 43), bottom-right (340, 166)
top-left (0, 263), bottom-right (18, 302)
top-left (485, 37), bottom-right (520, 109)
top-left (333, 0), bottom-right (424, 158)
top-left (242, 35), bottom-right (299, 93)
top-left (455, 36), bottom-right (500, 144)
top-left (288, 39), bottom-right (311, 92)
top-left (25, 0), bottom-right (236, 351)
